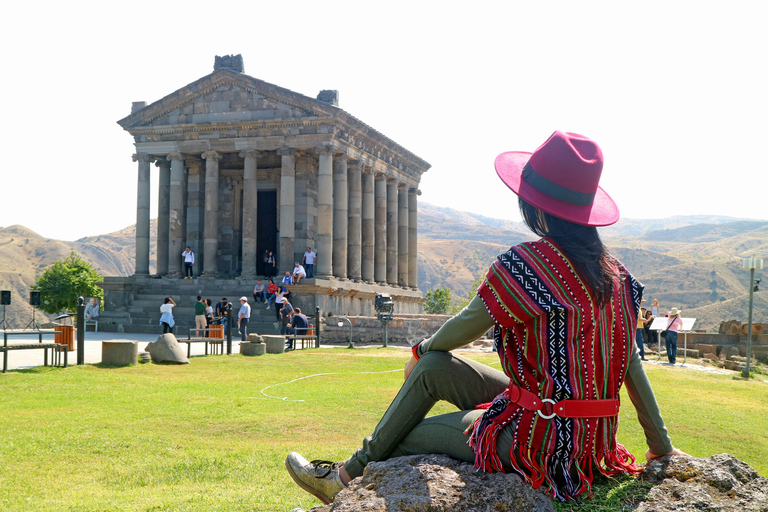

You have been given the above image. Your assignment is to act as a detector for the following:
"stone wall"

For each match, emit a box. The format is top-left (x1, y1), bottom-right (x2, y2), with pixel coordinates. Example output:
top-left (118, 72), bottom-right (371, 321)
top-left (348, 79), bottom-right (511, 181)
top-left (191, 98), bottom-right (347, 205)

top-left (320, 313), bottom-right (455, 345)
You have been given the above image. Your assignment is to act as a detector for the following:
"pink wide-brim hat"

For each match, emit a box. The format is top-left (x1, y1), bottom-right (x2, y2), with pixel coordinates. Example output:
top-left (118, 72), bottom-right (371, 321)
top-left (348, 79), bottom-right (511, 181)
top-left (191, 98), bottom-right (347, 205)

top-left (495, 130), bottom-right (619, 226)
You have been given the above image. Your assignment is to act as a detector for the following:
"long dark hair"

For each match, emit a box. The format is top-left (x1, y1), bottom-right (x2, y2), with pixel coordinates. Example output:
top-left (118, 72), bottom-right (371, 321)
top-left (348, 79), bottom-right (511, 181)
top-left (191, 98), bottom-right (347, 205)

top-left (519, 198), bottom-right (620, 305)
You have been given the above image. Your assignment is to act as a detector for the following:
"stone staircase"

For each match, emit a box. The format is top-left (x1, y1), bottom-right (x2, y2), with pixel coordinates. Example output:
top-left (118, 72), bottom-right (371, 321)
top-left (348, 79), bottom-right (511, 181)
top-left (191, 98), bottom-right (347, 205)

top-left (99, 278), bottom-right (284, 336)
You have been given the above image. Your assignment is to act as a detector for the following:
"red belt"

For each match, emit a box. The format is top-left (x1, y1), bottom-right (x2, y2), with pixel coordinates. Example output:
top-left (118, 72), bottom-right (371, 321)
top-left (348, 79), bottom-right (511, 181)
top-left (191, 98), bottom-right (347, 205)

top-left (508, 383), bottom-right (620, 419)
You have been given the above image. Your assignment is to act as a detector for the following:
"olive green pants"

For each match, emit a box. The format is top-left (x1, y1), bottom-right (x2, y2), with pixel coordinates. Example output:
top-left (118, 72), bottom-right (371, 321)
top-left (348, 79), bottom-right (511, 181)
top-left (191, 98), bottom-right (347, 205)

top-left (343, 351), bottom-right (515, 478)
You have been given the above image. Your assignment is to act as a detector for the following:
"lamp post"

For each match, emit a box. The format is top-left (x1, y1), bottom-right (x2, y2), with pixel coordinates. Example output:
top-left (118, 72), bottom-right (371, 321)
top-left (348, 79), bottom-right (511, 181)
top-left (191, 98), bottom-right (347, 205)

top-left (742, 256), bottom-right (763, 378)
top-left (338, 317), bottom-right (353, 348)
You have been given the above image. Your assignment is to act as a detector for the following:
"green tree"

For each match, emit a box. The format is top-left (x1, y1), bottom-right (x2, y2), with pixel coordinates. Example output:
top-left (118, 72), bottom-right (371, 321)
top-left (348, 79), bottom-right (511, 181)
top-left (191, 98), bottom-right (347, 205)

top-left (448, 276), bottom-right (485, 315)
top-left (34, 252), bottom-right (103, 315)
top-left (424, 287), bottom-right (452, 314)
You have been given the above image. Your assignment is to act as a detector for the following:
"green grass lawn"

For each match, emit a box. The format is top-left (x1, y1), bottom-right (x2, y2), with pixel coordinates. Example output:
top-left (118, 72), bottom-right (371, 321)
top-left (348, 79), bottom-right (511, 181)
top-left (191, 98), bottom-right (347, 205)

top-left (1, 349), bottom-right (766, 511)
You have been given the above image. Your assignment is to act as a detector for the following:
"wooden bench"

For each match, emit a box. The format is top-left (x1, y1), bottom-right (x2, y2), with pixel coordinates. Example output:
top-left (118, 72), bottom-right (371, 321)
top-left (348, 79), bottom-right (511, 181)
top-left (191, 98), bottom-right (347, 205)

top-left (2, 330), bottom-right (68, 373)
top-left (179, 328), bottom-right (226, 357)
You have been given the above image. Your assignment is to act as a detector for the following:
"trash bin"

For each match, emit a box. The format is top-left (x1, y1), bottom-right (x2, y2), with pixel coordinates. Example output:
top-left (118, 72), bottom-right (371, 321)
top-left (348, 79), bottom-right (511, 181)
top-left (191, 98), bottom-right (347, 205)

top-left (208, 324), bottom-right (224, 339)
top-left (54, 325), bottom-right (76, 351)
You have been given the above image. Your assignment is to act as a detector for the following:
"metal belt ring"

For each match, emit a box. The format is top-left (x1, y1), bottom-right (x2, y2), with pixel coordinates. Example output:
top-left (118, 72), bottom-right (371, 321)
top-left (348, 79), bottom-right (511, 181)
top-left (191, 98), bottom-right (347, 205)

top-left (537, 398), bottom-right (557, 419)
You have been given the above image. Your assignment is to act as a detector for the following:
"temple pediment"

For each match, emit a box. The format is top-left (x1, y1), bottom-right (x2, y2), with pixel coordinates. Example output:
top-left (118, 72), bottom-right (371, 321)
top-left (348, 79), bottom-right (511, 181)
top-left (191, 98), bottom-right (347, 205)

top-left (118, 69), bottom-right (333, 131)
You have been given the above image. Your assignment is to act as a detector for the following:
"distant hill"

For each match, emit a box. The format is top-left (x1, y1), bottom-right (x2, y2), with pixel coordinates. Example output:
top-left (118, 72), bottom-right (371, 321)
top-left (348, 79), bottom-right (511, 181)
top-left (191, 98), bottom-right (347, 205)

top-left (1, 207), bottom-right (766, 332)
top-left (0, 222), bottom-right (156, 328)
top-left (418, 204), bottom-right (768, 332)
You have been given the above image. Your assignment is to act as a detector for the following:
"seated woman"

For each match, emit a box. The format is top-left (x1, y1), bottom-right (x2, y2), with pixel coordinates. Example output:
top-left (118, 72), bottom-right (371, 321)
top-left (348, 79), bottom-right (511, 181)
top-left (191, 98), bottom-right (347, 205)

top-left (285, 131), bottom-right (687, 504)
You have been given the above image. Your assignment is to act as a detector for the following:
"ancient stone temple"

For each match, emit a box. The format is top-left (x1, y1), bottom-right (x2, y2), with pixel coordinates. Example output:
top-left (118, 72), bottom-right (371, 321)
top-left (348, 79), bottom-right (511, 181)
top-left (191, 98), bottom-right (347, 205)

top-left (100, 55), bottom-right (429, 333)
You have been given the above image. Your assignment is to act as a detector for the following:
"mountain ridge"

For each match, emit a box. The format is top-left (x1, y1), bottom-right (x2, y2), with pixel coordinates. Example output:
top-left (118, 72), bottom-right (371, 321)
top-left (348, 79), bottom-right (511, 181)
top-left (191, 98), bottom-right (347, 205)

top-left (1, 206), bottom-right (765, 332)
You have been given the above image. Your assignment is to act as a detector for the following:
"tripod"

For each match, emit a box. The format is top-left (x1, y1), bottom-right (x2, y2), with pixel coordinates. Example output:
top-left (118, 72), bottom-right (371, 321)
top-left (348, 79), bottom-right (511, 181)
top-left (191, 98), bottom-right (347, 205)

top-left (1, 305), bottom-right (10, 331)
top-left (23, 305), bottom-right (40, 331)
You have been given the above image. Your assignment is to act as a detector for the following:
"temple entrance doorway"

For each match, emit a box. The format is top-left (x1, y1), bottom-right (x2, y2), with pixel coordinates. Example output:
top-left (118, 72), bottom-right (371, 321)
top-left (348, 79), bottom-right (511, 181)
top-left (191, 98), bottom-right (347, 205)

top-left (257, 190), bottom-right (277, 276)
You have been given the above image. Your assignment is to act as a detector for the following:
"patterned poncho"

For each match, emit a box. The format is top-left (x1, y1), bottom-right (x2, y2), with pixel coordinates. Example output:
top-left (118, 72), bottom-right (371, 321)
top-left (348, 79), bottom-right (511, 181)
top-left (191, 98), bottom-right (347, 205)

top-left (470, 239), bottom-right (642, 500)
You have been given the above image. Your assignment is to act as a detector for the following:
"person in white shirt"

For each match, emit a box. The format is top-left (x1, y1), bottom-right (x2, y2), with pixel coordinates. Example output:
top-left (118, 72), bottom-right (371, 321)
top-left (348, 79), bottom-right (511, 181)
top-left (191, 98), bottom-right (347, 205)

top-left (302, 247), bottom-right (316, 278)
top-left (292, 262), bottom-right (307, 284)
top-left (238, 297), bottom-right (251, 341)
top-left (182, 247), bottom-right (195, 279)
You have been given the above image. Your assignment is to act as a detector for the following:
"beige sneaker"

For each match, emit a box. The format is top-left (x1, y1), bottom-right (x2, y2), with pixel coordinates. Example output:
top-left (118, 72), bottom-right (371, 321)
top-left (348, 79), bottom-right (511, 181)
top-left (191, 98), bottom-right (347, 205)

top-left (285, 452), bottom-right (345, 504)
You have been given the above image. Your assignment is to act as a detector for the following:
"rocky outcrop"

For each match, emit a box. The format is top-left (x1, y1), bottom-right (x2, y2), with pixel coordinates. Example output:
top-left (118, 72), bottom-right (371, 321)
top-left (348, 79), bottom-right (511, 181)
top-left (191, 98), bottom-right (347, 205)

top-left (302, 454), bottom-right (554, 512)
top-left (295, 454), bottom-right (766, 512)
top-left (638, 453), bottom-right (767, 511)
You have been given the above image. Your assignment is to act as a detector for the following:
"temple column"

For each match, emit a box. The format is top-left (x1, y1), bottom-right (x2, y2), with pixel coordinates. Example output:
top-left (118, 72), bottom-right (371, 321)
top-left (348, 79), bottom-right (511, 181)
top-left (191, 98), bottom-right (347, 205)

top-left (333, 154), bottom-right (349, 279)
top-left (408, 188), bottom-right (419, 289)
top-left (386, 178), bottom-right (399, 285)
top-left (347, 161), bottom-right (362, 281)
top-left (373, 173), bottom-right (387, 284)
top-left (155, 159), bottom-right (170, 276)
top-left (133, 153), bottom-right (152, 276)
top-left (202, 151), bottom-right (220, 276)
top-left (167, 153), bottom-right (185, 276)
top-left (316, 146), bottom-right (334, 278)
top-left (241, 150), bottom-right (260, 278)
top-left (278, 148), bottom-right (296, 274)
top-left (185, 158), bottom-right (204, 273)
top-left (398, 182), bottom-right (409, 287)
top-left (361, 167), bottom-right (375, 283)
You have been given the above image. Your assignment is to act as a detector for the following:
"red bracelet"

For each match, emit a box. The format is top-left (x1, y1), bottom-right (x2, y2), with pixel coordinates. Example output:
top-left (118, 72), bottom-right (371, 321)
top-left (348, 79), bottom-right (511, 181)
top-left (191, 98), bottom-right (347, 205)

top-left (412, 341), bottom-right (423, 360)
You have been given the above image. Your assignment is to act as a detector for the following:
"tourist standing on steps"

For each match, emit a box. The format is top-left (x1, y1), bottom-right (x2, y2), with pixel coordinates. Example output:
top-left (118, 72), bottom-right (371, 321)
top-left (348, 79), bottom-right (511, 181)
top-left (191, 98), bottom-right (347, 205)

top-left (238, 297), bottom-right (251, 342)
top-left (182, 246), bottom-right (195, 278)
top-left (194, 295), bottom-right (207, 333)
top-left (285, 131), bottom-right (687, 505)
top-left (302, 247), bottom-right (316, 278)
top-left (159, 297), bottom-right (176, 334)
top-left (663, 307), bottom-right (683, 364)
top-left (264, 250), bottom-right (277, 277)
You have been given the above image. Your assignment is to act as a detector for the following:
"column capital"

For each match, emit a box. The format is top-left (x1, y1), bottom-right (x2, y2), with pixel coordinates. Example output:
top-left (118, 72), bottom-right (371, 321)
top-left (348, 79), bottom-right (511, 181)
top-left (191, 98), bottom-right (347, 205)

top-left (239, 149), bottom-right (261, 159)
top-left (335, 153), bottom-right (349, 163)
top-left (397, 181), bottom-right (408, 190)
top-left (132, 153), bottom-right (154, 163)
top-left (201, 151), bottom-right (221, 161)
top-left (154, 158), bottom-right (170, 168)
top-left (167, 152), bottom-right (184, 162)
top-left (348, 160), bottom-right (363, 171)
top-left (316, 144), bottom-right (335, 156)
top-left (386, 177), bottom-right (399, 185)
top-left (277, 147), bottom-right (296, 156)
top-left (362, 165), bottom-right (374, 175)
top-left (408, 187), bottom-right (421, 196)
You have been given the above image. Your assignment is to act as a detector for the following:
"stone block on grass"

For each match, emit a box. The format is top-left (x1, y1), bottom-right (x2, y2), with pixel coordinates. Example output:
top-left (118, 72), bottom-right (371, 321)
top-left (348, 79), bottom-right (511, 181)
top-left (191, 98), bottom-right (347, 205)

top-left (263, 335), bottom-right (286, 354)
top-left (101, 340), bottom-right (138, 366)
top-left (240, 342), bottom-right (266, 356)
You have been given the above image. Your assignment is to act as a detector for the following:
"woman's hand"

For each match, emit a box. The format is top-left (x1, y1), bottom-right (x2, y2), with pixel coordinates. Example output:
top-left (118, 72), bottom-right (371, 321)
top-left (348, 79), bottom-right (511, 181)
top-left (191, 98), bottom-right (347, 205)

top-left (646, 447), bottom-right (689, 461)
top-left (404, 356), bottom-right (418, 381)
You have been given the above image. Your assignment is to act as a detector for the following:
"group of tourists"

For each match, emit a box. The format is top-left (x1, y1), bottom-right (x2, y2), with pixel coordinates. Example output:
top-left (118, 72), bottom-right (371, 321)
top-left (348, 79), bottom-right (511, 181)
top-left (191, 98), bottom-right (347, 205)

top-left (157, 282), bottom-right (310, 348)
top-left (263, 247), bottom-right (316, 282)
top-left (636, 299), bottom-right (684, 364)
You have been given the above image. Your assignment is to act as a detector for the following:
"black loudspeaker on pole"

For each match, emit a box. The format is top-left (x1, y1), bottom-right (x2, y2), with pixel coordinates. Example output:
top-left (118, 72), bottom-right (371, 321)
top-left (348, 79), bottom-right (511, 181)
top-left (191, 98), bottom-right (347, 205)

top-left (29, 290), bottom-right (41, 306)
top-left (1, 291), bottom-right (10, 305)
top-left (77, 297), bottom-right (85, 365)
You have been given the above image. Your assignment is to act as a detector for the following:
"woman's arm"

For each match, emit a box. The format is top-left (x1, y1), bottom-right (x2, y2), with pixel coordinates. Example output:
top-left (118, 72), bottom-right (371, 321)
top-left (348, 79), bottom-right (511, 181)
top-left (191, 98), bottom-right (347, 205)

top-left (405, 295), bottom-right (495, 379)
top-left (624, 345), bottom-right (687, 459)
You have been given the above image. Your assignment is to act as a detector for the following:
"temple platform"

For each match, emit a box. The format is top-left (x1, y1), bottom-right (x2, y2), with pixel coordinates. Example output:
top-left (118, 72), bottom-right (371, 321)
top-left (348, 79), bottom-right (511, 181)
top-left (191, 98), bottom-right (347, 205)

top-left (99, 275), bottom-right (423, 335)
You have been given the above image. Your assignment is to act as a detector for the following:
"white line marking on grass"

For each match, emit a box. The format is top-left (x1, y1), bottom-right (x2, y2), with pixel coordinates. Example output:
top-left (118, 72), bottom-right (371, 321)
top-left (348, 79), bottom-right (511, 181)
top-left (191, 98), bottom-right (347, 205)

top-left (252, 369), bottom-right (402, 402)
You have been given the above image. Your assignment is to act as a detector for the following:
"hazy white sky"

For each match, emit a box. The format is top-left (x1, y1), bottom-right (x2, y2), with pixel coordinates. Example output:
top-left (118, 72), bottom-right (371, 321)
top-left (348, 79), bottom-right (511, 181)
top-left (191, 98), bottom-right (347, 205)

top-left (2, 1), bottom-right (765, 241)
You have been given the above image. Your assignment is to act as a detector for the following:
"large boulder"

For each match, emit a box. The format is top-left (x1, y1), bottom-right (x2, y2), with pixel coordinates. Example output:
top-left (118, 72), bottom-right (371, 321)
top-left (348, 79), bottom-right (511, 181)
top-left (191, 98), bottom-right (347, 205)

top-left (296, 454), bottom-right (766, 512)
top-left (304, 454), bottom-right (554, 512)
top-left (146, 333), bottom-right (189, 364)
top-left (638, 453), bottom-right (767, 511)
